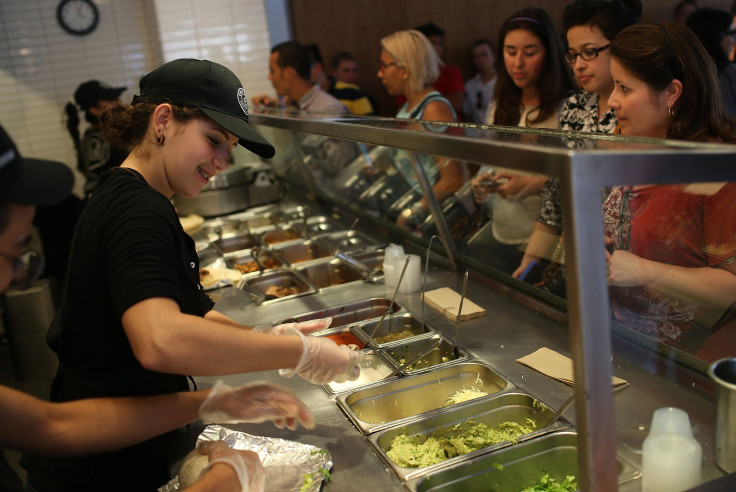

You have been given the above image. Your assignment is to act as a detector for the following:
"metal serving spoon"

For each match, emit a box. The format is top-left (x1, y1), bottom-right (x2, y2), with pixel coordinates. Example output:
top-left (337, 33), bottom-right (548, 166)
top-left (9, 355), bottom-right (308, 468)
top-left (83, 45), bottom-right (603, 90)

top-left (369, 255), bottom-right (410, 340)
top-left (387, 333), bottom-right (443, 378)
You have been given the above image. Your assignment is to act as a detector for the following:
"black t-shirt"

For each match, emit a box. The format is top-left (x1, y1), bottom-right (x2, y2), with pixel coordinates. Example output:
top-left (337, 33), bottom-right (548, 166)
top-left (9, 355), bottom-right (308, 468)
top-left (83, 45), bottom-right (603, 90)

top-left (50, 167), bottom-right (213, 385)
top-left (23, 168), bottom-right (214, 491)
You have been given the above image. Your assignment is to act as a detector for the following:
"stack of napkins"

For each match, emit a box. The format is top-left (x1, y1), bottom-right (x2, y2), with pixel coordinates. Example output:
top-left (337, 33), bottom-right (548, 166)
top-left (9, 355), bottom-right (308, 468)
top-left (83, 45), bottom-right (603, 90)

top-left (517, 347), bottom-right (629, 390)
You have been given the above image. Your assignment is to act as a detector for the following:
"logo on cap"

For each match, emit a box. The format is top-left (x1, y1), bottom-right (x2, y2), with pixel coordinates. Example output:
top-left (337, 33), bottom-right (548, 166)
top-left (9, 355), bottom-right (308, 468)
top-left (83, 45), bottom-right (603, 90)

top-left (0, 148), bottom-right (15, 171)
top-left (237, 88), bottom-right (248, 116)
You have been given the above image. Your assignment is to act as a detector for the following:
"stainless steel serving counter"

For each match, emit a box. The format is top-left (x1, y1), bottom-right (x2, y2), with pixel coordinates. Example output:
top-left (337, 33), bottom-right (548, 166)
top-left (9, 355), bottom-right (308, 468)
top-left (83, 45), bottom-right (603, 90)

top-left (195, 264), bottom-right (723, 491)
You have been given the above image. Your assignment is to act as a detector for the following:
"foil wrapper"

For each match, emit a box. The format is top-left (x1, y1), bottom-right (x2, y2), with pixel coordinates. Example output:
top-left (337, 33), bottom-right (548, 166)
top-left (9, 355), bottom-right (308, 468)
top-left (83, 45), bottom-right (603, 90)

top-left (159, 424), bottom-right (332, 492)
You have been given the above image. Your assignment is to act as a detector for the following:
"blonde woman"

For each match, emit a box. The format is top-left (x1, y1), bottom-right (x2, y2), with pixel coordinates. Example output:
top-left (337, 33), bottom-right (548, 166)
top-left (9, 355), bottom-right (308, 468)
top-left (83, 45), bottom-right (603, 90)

top-left (378, 30), bottom-right (466, 229)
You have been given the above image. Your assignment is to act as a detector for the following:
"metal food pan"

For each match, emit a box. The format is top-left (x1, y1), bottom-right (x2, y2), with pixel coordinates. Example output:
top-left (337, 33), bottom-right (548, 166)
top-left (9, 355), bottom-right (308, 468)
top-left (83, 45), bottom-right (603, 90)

top-left (259, 226), bottom-right (303, 246)
top-left (314, 325), bottom-right (370, 349)
top-left (356, 312), bottom-right (435, 347)
top-left (408, 430), bottom-right (640, 491)
top-left (274, 298), bottom-right (402, 327)
top-left (317, 230), bottom-right (382, 253)
top-left (336, 362), bottom-right (511, 435)
top-left (367, 392), bottom-right (567, 481)
top-left (201, 217), bottom-right (243, 237)
top-left (224, 250), bottom-right (283, 274)
top-left (241, 269), bottom-right (315, 304)
top-left (271, 240), bottom-right (332, 265)
top-left (301, 215), bottom-right (344, 236)
top-left (351, 249), bottom-right (384, 273)
top-left (294, 258), bottom-right (364, 290)
top-left (214, 232), bottom-right (257, 254)
top-left (381, 336), bottom-right (469, 374)
top-left (324, 350), bottom-right (397, 395)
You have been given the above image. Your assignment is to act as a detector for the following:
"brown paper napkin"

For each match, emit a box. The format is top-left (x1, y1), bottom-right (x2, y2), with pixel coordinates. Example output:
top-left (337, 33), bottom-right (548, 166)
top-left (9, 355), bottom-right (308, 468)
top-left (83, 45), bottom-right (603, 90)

top-left (516, 347), bottom-right (629, 390)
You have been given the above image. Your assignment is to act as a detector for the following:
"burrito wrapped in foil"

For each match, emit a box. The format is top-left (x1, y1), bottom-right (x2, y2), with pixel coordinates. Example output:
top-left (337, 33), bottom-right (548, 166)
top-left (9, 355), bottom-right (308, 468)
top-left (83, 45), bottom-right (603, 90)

top-left (159, 424), bottom-right (333, 491)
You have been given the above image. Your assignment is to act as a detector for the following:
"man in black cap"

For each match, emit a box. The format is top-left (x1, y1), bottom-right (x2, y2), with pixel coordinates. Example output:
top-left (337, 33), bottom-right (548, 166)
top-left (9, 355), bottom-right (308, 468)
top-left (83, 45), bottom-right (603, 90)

top-left (0, 125), bottom-right (316, 491)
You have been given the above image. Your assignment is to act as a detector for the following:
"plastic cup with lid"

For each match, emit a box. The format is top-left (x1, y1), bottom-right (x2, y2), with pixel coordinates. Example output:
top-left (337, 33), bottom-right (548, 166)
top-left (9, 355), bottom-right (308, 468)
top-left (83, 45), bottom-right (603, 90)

top-left (642, 407), bottom-right (702, 491)
top-left (383, 244), bottom-right (405, 289)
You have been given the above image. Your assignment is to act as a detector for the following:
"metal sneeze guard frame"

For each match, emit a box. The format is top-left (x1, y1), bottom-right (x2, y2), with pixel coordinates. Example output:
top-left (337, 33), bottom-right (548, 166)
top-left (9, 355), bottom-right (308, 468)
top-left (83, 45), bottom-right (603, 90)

top-left (250, 109), bottom-right (736, 490)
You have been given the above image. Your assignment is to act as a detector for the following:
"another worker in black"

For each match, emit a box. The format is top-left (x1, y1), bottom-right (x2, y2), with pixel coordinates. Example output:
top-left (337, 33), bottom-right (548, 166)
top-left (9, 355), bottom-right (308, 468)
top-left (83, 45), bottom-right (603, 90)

top-left (64, 80), bottom-right (129, 196)
top-left (22, 59), bottom-right (362, 491)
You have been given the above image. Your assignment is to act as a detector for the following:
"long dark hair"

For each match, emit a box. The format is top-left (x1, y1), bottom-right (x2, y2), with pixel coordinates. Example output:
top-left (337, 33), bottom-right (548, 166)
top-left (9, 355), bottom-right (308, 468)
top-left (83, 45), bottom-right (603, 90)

top-left (493, 7), bottom-right (574, 126)
top-left (563, 0), bottom-right (642, 43)
top-left (611, 22), bottom-right (736, 142)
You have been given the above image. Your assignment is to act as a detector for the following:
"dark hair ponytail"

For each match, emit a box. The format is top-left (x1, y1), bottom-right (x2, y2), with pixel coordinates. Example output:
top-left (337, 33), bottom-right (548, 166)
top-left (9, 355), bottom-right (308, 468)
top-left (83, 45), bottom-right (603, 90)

top-left (63, 102), bottom-right (83, 172)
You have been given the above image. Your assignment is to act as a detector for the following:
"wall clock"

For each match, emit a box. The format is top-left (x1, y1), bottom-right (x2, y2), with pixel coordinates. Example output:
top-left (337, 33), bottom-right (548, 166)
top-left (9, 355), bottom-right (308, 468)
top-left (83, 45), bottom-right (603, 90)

top-left (57, 0), bottom-right (99, 36)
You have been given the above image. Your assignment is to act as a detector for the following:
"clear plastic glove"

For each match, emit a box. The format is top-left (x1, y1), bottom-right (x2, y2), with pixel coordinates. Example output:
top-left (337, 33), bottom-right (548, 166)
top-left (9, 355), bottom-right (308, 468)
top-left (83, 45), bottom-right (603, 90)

top-left (279, 327), bottom-right (365, 384)
top-left (199, 441), bottom-right (265, 492)
top-left (199, 380), bottom-right (315, 430)
top-left (253, 317), bottom-right (332, 336)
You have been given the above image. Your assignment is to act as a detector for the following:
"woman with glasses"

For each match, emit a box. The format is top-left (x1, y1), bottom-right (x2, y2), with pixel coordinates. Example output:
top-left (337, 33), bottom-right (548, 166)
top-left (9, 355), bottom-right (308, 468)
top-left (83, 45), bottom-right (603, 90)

top-left (687, 8), bottom-right (736, 117)
top-left (377, 30), bottom-right (466, 230)
top-left (604, 22), bottom-right (736, 360)
top-left (512, 0), bottom-right (641, 287)
top-left (470, 7), bottom-right (575, 274)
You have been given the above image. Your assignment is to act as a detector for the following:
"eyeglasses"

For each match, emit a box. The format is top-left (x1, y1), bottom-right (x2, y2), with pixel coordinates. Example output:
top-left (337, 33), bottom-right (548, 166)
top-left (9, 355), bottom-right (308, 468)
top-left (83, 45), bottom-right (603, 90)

top-left (0, 248), bottom-right (44, 290)
top-left (476, 90), bottom-right (484, 110)
top-left (379, 60), bottom-right (398, 70)
top-left (565, 44), bottom-right (611, 64)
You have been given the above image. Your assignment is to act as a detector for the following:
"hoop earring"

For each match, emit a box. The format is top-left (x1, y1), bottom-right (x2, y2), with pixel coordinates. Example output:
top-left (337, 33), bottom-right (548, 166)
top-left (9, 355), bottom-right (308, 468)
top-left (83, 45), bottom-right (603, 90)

top-left (156, 132), bottom-right (165, 145)
top-left (667, 106), bottom-right (673, 117)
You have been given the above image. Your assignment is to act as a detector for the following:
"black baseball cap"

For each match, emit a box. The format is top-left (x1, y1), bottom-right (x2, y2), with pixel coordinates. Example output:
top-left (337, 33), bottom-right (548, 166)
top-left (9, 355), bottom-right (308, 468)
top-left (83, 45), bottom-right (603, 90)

top-left (74, 80), bottom-right (126, 111)
top-left (134, 59), bottom-right (275, 159)
top-left (0, 126), bottom-right (74, 206)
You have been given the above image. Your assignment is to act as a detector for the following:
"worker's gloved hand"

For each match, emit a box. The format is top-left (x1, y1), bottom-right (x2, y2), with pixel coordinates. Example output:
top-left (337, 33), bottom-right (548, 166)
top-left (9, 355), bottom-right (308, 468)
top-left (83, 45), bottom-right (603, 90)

top-left (279, 327), bottom-right (364, 384)
top-left (254, 317), bottom-right (332, 336)
top-left (199, 441), bottom-right (265, 492)
top-left (199, 380), bottom-right (315, 430)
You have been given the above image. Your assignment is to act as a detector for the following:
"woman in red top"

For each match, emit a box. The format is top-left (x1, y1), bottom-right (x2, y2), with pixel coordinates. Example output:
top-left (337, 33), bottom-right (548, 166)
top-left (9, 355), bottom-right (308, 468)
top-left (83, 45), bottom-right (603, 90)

top-left (604, 22), bottom-right (736, 359)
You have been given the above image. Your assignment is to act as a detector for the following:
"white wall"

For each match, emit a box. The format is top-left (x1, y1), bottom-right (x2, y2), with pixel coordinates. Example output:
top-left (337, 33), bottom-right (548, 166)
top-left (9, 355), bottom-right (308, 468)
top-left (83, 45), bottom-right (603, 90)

top-left (0, 0), bottom-right (282, 197)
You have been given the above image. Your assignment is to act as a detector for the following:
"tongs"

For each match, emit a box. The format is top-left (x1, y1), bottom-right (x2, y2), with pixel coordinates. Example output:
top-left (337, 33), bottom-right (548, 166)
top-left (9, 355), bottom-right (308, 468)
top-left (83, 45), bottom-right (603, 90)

top-left (331, 217), bottom-right (360, 256)
top-left (542, 393), bottom-right (575, 428)
top-left (369, 256), bottom-right (410, 340)
top-left (451, 270), bottom-right (469, 352)
top-left (387, 333), bottom-right (443, 377)
top-left (250, 245), bottom-right (265, 274)
top-left (300, 205), bottom-right (311, 238)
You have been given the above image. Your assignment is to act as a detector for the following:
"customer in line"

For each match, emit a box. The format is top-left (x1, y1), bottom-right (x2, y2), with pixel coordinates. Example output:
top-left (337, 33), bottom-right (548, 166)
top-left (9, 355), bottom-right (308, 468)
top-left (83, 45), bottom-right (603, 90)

top-left (253, 41), bottom-right (347, 114)
top-left (462, 39), bottom-right (497, 124)
top-left (686, 7), bottom-right (736, 117)
top-left (605, 22), bottom-right (736, 360)
top-left (512, 0), bottom-right (642, 288)
top-left (377, 30), bottom-right (467, 230)
top-left (0, 125), bottom-right (316, 492)
top-left (22, 59), bottom-right (362, 491)
top-left (470, 7), bottom-right (574, 273)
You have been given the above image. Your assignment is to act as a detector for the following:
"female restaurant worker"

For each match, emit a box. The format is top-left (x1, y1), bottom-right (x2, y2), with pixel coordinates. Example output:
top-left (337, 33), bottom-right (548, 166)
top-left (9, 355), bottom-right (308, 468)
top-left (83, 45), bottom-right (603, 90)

top-left (605, 22), bottom-right (736, 360)
top-left (22, 59), bottom-right (362, 492)
top-left (378, 30), bottom-right (467, 229)
top-left (0, 126), bottom-right (318, 492)
top-left (512, 0), bottom-right (642, 284)
top-left (470, 7), bottom-right (575, 273)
